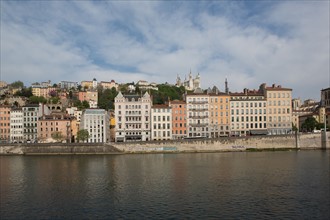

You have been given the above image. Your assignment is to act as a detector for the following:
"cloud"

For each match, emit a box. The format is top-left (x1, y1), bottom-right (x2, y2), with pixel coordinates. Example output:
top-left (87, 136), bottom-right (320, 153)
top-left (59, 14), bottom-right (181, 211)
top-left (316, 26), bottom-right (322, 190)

top-left (1, 1), bottom-right (328, 100)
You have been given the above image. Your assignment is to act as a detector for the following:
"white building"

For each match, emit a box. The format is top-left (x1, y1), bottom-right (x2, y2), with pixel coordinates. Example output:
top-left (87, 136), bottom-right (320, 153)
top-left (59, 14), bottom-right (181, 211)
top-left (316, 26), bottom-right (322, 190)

top-left (22, 104), bottom-right (39, 143)
top-left (176, 71), bottom-right (201, 91)
top-left (151, 105), bottom-right (172, 140)
top-left (186, 88), bottom-right (210, 138)
top-left (60, 81), bottom-right (78, 90)
top-left (230, 90), bottom-right (267, 136)
top-left (114, 91), bottom-right (152, 142)
top-left (80, 109), bottom-right (110, 143)
top-left (10, 108), bottom-right (24, 143)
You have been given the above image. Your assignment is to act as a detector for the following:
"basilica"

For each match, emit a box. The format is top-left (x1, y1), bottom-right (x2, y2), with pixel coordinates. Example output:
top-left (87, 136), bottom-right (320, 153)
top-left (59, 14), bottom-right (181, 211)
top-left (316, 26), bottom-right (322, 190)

top-left (175, 71), bottom-right (201, 91)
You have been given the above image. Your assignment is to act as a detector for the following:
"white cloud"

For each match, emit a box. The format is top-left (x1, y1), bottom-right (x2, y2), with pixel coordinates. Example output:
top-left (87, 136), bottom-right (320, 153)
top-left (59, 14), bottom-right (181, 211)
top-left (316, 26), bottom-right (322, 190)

top-left (1, 1), bottom-right (328, 100)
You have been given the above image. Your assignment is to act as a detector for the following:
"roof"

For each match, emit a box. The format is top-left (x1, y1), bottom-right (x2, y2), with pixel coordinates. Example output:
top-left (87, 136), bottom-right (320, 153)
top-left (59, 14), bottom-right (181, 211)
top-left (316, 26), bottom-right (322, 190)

top-left (152, 104), bottom-right (170, 109)
top-left (169, 100), bottom-right (186, 104)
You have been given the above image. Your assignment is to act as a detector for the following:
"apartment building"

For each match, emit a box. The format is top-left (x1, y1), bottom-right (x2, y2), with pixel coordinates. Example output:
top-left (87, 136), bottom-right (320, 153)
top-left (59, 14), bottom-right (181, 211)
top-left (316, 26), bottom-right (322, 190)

top-left (114, 91), bottom-right (152, 142)
top-left (80, 109), bottom-right (110, 143)
top-left (208, 87), bottom-right (230, 137)
top-left (260, 83), bottom-right (292, 135)
top-left (81, 78), bottom-right (97, 90)
top-left (0, 105), bottom-right (11, 142)
top-left (186, 88), bottom-right (210, 138)
top-left (100, 80), bottom-right (118, 91)
top-left (151, 105), bottom-right (172, 140)
top-left (230, 89), bottom-right (267, 136)
top-left (10, 108), bottom-right (23, 143)
top-left (60, 81), bottom-right (78, 90)
top-left (169, 100), bottom-right (187, 139)
top-left (38, 113), bottom-right (72, 143)
top-left (22, 104), bottom-right (39, 143)
top-left (78, 91), bottom-right (98, 108)
top-left (32, 87), bottom-right (57, 98)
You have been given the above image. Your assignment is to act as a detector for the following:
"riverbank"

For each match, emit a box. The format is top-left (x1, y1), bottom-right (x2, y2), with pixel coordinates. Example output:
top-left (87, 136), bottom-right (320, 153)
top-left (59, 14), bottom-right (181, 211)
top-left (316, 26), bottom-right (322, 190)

top-left (0, 133), bottom-right (328, 155)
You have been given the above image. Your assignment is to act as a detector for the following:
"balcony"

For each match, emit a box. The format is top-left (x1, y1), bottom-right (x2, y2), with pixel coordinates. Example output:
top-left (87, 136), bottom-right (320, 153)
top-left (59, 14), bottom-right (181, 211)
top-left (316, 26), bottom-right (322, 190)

top-left (188, 101), bottom-right (208, 104)
top-left (189, 115), bottom-right (208, 119)
top-left (189, 108), bottom-right (208, 111)
top-left (189, 123), bottom-right (208, 127)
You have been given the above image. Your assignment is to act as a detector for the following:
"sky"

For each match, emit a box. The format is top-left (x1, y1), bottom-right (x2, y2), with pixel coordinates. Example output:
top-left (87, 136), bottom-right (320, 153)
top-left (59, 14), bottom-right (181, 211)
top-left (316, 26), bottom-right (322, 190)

top-left (1, 0), bottom-right (329, 100)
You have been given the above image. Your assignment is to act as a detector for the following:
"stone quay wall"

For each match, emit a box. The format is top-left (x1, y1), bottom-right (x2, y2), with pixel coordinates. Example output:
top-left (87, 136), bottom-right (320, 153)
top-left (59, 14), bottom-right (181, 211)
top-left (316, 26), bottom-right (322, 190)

top-left (0, 133), bottom-right (328, 155)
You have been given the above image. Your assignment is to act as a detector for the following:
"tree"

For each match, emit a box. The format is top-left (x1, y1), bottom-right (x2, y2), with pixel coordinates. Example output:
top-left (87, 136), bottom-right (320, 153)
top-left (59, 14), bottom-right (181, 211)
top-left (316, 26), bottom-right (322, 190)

top-left (29, 96), bottom-right (47, 104)
top-left (77, 129), bottom-right (90, 142)
top-left (15, 87), bottom-right (32, 97)
top-left (11, 81), bottom-right (24, 88)
top-left (301, 117), bottom-right (318, 132)
top-left (82, 100), bottom-right (90, 109)
top-left (51, 131), bottom-right (64, 142)
top-left (98, 87), bottom-right (118, 110)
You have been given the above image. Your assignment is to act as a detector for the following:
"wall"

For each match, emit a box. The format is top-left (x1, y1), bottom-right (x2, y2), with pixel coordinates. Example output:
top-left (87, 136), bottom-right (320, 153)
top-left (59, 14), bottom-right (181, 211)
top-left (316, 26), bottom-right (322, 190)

top-left (1, 133), bottom-right (329, 155)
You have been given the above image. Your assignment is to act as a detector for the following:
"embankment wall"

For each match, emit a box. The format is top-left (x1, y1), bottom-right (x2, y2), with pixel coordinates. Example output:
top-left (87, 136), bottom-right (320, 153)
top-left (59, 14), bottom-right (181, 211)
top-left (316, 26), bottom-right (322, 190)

top-left (0, 133), bottom-right (328, 155)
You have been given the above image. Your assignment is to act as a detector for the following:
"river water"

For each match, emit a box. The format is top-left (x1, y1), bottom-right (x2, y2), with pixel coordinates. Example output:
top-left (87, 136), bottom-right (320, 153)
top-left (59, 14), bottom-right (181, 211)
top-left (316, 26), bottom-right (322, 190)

top-left (1, 151), bottom-right (329, 219)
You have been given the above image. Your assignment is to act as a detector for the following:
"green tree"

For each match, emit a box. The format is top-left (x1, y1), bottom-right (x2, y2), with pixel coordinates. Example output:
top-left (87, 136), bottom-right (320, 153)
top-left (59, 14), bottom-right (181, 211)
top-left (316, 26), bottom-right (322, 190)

top-left (82, 100), bottom-right (90, 109)
top-left (11, 81), bottom-right (24, 88)
top-left (15, 87), bottom-right (32, 97)
top-left (29, 96), bottom-right (47, 104)
top-left (98, 87), bottom-right (118, 110)
top-left (51, 131), bottom-right (64, 142)
top-left (77, 129), bottom-right (90, 142)
top-left (49, 97), bottom-right (60, 104)
top-left (301, 117), bottom-right (318, 132)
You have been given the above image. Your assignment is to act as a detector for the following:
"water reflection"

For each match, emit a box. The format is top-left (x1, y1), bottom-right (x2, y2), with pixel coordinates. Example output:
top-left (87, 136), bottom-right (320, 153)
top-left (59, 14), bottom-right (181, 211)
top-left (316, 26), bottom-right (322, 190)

top-left (1, 151), bottom-right (329, 219)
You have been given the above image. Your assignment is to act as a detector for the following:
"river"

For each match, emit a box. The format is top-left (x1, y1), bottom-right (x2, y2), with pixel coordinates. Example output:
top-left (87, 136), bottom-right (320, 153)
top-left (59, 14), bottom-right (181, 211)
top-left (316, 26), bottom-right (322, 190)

top-left (1, 150), bottom-right (329, 219)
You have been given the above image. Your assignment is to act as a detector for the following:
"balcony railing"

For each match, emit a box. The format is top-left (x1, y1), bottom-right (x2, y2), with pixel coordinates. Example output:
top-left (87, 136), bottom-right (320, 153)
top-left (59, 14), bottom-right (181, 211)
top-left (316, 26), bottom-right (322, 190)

top-left (189, 115), bottom-right (208, 119)
top-left (188, 101), bottom-right (208, 104)
top-left (189, 123), bottom-right (208, 127)
top-left (189, 108), bottom-right (208, 111)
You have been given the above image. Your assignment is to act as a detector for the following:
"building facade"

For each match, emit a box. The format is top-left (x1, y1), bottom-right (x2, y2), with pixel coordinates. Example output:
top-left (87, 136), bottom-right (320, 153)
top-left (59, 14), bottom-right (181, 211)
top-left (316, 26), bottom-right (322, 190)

top-left (114, 92), bottom-right (152, 142)
top-left (80, 109), bottom-right (110, 143)
top-left (230, 90), bottom-right (267, 136)
top-left (0, 105), bottom-right (11, 143)
top-left (38, 113), bottom-right (72, 143)
top-left (151, 105), bottom-right (172, 140)
top-left (169, 100), bottom-right (187, 139)
top-left (260, 84), bottom-right (293, 135)
top-left (22, 104), bottom-right (39, 143)
top-left (208, 88), bottom-right (231, 137)
top-left (186, 89), bottom-right (209, 138)
top-left (100, 80), bottom-right (119, 91)
top-left (10, 108), bottom-right (23, 143)
top-left (32, 87), bottom-right (57, 98)
top-left (60, 81), bottom-right (78, 90)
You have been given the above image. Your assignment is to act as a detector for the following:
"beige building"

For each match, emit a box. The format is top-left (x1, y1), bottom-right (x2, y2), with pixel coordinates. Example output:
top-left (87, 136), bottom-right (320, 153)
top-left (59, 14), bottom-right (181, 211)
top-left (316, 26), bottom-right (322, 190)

top-left (114, 92), bottom-right (152, 142)
top-left (230, 90), bottom-right (267, 136)
top-left (100, 80), bottom-right (119, 90)
top-left (151, 105), bottom-right (172, 140)
top-left (260, 83), bottom-right (292, 135)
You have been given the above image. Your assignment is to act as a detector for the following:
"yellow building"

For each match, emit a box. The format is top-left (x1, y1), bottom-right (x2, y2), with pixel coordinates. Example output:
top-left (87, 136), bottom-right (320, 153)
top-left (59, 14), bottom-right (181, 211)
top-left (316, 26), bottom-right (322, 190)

top-left (208, 87), bottom-right (230, 137)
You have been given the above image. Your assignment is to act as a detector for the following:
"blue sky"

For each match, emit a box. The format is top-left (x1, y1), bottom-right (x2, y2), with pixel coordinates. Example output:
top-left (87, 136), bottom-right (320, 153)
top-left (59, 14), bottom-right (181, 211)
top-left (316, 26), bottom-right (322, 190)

top-left (1, 0), bottom-right (329, 100)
